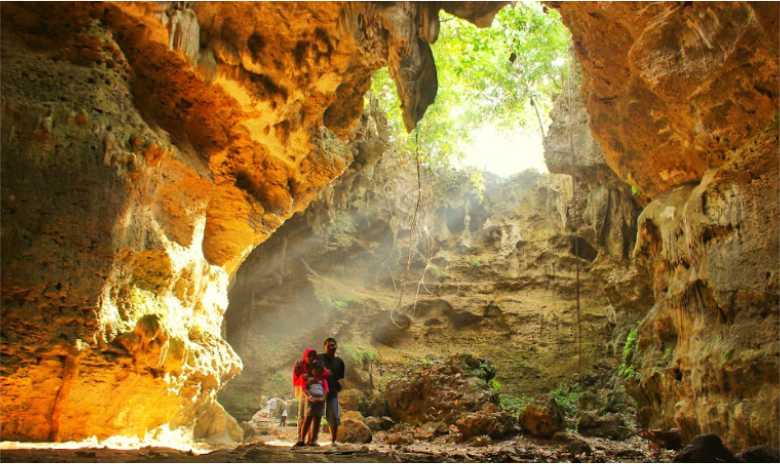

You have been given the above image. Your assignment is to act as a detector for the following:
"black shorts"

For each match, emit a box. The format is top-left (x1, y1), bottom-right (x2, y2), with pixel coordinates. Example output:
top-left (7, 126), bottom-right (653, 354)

top-left (307, 399), bottom-right (325, 417)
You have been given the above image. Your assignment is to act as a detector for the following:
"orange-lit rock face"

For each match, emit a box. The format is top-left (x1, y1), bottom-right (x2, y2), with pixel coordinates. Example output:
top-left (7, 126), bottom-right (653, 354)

top-left (556, 2), bottom-right (779, 198)
top-left (554, 1), bottom-right (780, 450)
top-left (0, 1), bottom-right (503, 442)
top-left (631, 126), bottom-right (779, 450)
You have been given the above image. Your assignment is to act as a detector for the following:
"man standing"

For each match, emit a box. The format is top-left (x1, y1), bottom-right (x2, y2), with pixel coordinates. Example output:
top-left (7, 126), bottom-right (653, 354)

top-left (318, 337), bottom-right (345, 445)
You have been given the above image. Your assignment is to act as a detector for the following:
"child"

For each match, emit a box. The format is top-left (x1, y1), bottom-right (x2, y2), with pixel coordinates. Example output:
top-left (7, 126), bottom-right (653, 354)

top-left (300, 359), bottom-right (329, 446)
top-left (293, 348), bottom-right (318, 447)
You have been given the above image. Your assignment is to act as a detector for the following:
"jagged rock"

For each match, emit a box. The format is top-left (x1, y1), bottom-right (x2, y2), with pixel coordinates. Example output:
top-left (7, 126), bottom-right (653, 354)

top-left (412, 421), bottom-right (447, 440)
top-left (629, 126), bottom-right (779, 450)
top-left (551, 2), bottom-right (780, 450)
top-left (674, 434), bottom-right (737, 463)
top-left (371, 311), bottom-right (412, 346)
top-left (554, 431), bottom-right (592, 455)
top-left (555, 2), bottom-right (779, 198)
top-left (194, 402), bottom-right (244, 446)
top-left (365, 416), bottom-right (395, 432)
top-left (483, 301), bottom-right (503, 318)
top-left (577, 411), bottom-right (633, 440)
top-left (384, 430), bottom-right (414, 446)
top-left (454, 411), bottom-right (516, 442)
top-left (384, 355), bottom-right (498, 425)
top-left (518, 399), bottom-right (565, 439)
top-left (337, 411), bottom-right (372, 444)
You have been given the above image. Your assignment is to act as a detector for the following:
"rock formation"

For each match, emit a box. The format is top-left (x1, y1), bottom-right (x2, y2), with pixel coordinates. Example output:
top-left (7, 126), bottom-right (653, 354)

top-left (555, 1), bottom-right (780, 450)
top-left (219, 93), bottom-right (648, 423)
top-left (1, 0), bottom-right (777, 452)
top-left (0, 1), bottom-right (503, 441)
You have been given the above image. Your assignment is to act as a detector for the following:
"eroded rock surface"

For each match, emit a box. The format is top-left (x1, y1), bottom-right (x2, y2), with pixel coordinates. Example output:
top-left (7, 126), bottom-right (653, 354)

top-left (556, 2), bottom-right (779, 198)
top-left (0, 1), bottom-right (503, 441)
top-left (554, 1), bottom-right (780, 450)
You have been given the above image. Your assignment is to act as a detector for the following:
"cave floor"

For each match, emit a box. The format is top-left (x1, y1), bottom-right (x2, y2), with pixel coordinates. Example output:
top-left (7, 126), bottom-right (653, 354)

top-left (0, 435), bottom-right (673, 462)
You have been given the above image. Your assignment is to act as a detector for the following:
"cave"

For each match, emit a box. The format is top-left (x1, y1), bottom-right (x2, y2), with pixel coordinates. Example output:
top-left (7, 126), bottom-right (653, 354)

top-left (1, 1), bottom-right (778, 462)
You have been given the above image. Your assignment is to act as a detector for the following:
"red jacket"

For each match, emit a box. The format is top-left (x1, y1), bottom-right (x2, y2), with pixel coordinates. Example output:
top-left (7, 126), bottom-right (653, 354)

top-left (292, 348), bottom-right (330, 391)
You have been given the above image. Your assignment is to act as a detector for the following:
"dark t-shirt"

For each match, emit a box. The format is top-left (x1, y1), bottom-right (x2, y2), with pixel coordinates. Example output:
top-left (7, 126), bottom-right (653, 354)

top-left (318, 353), bottom-right (345, 398)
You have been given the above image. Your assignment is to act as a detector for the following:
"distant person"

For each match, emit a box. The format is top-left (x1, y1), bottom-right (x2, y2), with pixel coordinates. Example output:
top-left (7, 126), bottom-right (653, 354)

top-left (318, 337), bottom-right (345, 445)
top-left (279, 399), bottom-right (288, 427)
top-left (300, 358), bottom-right (330, 446)
top-left (292, 348), bottom-right (317, 447)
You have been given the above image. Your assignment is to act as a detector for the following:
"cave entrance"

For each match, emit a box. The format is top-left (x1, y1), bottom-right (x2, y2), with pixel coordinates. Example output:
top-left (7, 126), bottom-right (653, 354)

top-left (219, 2), bottom-right (647, 451)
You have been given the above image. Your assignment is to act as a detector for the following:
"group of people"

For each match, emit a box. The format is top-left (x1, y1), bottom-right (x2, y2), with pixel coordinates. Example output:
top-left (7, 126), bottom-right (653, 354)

top-left (292, 337), bottom-right (345, 447)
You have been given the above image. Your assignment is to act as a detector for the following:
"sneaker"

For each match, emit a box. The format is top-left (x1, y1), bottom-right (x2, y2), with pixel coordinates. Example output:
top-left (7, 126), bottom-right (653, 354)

top-left (291, 441), bottom-right (305, 449)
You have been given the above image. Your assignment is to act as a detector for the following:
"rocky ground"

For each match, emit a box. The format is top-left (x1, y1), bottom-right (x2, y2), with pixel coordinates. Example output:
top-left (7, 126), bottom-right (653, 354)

top-left (0, 435), bottom-right (673, 463)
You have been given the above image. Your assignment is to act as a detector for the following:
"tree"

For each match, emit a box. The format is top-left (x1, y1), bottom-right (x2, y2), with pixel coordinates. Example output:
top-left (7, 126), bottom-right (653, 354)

top-left (370, 1), bottom-right (571, 168)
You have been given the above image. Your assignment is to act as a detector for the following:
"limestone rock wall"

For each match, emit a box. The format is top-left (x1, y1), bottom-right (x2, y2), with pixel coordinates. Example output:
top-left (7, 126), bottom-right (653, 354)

top-left (0, 1), bottom-right (503, 442)
top-left (554, 1), bottom-right (780, 449)
top-left (556, 2), bottom-right (779, 198)
top-left (630, 125), bottom-right (779, 449)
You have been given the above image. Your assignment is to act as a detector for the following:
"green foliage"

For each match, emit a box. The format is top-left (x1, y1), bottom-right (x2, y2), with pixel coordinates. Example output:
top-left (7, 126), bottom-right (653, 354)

top-left (630, 184), bottom-right (641, 197)
top-left (313, 287), bottom-right (353, 312)
top-left (371, 2), bottom-right (571, 169)
top-left (499, 394), bottom-right (531, 415)
top-left (489, 378), bottom-right (503, 393)
top-left (618, 328), bottom-right (640, 380)
top-left (471, 358), bottom-right (497, 382)
top-left (342, 343), bottom-right (378, 368)
top-left (468, 257), bottom-right (482, 268)
top-left (551, 384), bottom-right (582, 417)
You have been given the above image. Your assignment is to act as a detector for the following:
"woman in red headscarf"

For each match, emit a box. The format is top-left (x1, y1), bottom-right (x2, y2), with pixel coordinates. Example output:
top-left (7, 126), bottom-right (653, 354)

top-left (292, 348), bottom-right (317, 446)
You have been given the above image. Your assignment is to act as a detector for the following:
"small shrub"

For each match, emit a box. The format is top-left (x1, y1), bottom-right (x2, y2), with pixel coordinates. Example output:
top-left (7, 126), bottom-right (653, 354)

top-left (489, 378), bottom-right (502, 393)
top-left (342, 343), bottom-right (378, 368)
top-left (498, 394), bottom-right (530, 415)
top-left (617, 328), bottom-right (640, 380)
top-left (551, 384), bottom-right (582, 417)
top-left (332, 298), bottom-right (350, 311)
top-left (468, 257), bottom-right (482, 268)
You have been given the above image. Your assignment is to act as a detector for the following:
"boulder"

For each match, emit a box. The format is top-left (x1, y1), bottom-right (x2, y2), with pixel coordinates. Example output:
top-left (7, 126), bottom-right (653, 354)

top-left (385, 430), bottom-right (414, 445)
top-left (371, 311), bottom-right (411, 346)
top-left (193, 401), bottom-right (244, 446)
top-left (674, 434), bottom-right (736, 463)
top-left (337, 410), bottom-right (372, 444)
top-left (736, 445), bottom-right (780, 463)
top-left (365, 416), bottom-right (395, 432)
top-left (385, 354), bottom-right (498, 424)
top-left (639, 428), bottom-right (683, 450)
top-left (454, 411), bottom-right (516, 442)
top-left (577, 411), bottom-right (633, 440)
top-left (519, 400), bottom-right (565, 439)
top-left (554, 431), bottom-right (592, 455)
top-left (413, 421), bottom-right (448, 440)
